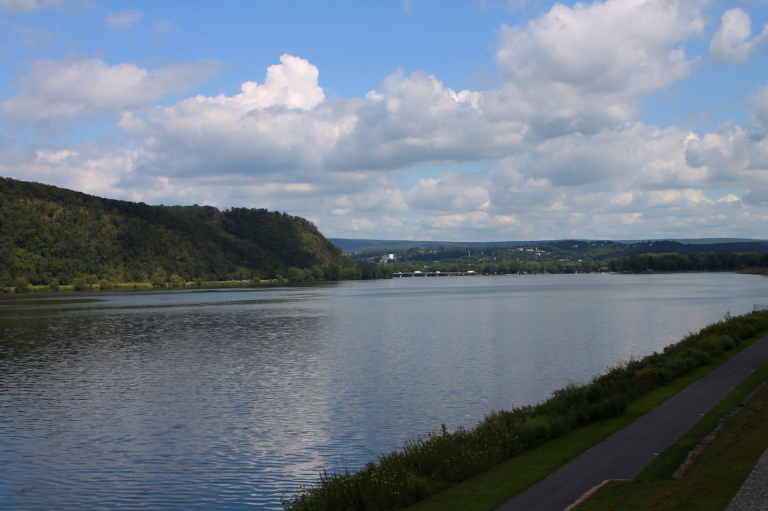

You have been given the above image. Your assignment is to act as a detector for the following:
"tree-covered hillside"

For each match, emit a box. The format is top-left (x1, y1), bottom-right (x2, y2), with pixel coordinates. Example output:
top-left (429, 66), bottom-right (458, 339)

top-left (349, 239), bottom-right (768, 275)
top-left (0, 177), bottom-right (376, 288)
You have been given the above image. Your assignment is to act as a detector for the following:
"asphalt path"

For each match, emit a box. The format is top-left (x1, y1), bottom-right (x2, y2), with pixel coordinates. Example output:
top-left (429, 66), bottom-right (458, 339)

top-left (497, 332), bottom-right (768, 511)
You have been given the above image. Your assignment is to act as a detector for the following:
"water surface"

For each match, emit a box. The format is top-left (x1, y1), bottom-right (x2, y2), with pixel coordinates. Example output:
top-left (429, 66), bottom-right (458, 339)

top-left (1, 273), bottom-right (766, 509)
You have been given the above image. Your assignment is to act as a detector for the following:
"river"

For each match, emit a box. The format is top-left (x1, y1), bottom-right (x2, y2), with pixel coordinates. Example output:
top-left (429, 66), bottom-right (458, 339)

top-left (1, 273), bottom-right (765, 509)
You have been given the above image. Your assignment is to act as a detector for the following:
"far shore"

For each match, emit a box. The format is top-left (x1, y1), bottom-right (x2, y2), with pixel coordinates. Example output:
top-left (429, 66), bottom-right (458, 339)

top-left (3, 269), bottom-right (766, 295)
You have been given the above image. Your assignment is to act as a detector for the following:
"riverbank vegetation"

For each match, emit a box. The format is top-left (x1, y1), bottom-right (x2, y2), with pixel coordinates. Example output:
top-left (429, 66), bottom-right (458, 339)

top-left (0, 177), bottom-right (391, 293)
top-left (578, 359), bottom-right (768, 511)
top-left (282, 311), bottom-right (768, 511)
top-left (348, 240), bottom-right (768, 276)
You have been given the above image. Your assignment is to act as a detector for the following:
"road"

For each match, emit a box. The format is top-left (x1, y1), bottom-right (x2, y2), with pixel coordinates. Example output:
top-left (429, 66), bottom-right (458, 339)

top-left (497, 332), bottom-right (768, 511)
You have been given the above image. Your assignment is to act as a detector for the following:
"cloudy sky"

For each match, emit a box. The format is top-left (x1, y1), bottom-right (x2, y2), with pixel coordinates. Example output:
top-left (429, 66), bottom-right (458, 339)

top-left (1, 0), bottom-right (767, 241)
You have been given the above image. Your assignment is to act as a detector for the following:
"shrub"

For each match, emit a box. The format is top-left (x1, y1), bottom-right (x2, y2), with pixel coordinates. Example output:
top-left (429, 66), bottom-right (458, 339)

top-left (14, 277), bottom-right (33, 293)
top-left (151, 268), bottom-right (167, 288)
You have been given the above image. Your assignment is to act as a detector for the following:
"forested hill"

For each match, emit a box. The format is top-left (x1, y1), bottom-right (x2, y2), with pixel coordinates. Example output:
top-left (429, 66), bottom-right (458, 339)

top-left (0, 177), bottom-right (355, 287)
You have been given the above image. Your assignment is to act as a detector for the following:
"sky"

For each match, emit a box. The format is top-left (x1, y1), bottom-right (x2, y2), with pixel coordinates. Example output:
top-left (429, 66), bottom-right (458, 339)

top-left (1, 0), bottom-right (768, 241)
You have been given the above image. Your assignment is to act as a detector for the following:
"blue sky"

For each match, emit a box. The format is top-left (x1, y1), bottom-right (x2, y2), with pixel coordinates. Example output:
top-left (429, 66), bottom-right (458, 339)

top-left (1, 0), bottom-right (768, 241)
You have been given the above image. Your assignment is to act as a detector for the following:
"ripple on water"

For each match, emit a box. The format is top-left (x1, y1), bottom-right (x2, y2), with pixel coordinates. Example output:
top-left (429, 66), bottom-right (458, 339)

top-left (1, 275), bottom-right (766, 509)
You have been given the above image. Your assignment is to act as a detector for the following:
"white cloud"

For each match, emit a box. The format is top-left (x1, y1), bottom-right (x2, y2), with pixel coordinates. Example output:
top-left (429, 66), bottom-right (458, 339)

top-left (207, 54), bottom-right (325, 110)
top-left (612, 191), bottom-right (635, 206)
top-left (493, 0), bottom-right (704, 140)
top-left (110, 1), bottom-right (713, 179)
top-left (717, 193), bottom-right (740, 203)
top-left (0, 139), bottom-right (136, 200)
top-left (106, 11), bottom-right (142, 30)
top-left (2, 0), bottom-right (768, 241)
top-left (646, 188), bottom-right (712, 207)
top-left (405, 172), bottom-right (490, 212)
top-left (2, 57), bottom-right (221, 130)
top-left (749, 85), bottom-right (768, 129)
top-left (0, 0), bottom-right (60, 12)
top-left (710, 8), bottom-right (768, 64)
top-left (118, 58), bottom-right (523, 178)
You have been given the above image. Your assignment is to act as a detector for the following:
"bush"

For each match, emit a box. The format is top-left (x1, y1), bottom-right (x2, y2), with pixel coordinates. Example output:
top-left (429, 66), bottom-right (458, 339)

top-left (151, 268), bottom-right (167, 288)
top-left (14, 277), bottom-right (33, 293)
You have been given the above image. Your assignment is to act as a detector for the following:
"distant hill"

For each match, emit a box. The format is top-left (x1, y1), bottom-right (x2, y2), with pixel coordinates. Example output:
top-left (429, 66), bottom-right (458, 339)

top-left (0, 178), bottom-right (353, 287)
top-left (617, 238), bottom-right (766, 245)
top-left (345, 238), bottom-right (768, 275)
top-left (329, 238), bottom-right (551, 253)
top-left (330, 237), bottom-right (767, 254)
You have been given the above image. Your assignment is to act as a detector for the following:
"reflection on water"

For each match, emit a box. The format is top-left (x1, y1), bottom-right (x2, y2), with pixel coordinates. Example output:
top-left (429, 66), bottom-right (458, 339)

top-left (1, 273), bottom-right (766, 509)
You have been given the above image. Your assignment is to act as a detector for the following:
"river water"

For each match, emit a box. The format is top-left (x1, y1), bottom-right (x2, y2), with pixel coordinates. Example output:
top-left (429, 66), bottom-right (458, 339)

top-left (1, 273), bottom-right (766, 509)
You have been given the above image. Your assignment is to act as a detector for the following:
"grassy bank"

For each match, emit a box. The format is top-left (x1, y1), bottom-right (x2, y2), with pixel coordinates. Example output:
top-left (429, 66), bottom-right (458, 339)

top-left (578, 358), bottom-right (768, 510)
top-left (282, 312), bottom-right (768, 511)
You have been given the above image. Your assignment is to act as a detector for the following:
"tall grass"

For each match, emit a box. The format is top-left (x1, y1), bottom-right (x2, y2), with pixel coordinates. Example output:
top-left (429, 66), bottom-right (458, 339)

top-left (283, 311), bottom-right (768, 511)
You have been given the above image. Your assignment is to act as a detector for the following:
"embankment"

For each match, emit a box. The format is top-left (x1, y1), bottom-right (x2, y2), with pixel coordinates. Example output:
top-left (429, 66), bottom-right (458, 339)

top-left (283, 311), bottom-right (768, 511)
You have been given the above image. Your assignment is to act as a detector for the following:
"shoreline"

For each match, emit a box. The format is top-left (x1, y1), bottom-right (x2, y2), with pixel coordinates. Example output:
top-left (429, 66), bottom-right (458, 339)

top-left (4, 269), bottom-right (766, 294)
top-left (284, 312), bottom-right (768, 511)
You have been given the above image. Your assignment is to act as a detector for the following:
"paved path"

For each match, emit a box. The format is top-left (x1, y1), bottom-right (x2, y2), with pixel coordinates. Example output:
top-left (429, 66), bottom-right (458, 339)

top-left (726, 445), bottom-right (768, 511)
top-left (497, 333), bottom-right (768, 511)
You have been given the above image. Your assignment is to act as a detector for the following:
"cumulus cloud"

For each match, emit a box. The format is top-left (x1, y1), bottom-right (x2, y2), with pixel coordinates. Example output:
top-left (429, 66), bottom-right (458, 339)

top-left (405, 172), bottom-right (490, 212)
top-left (0, 0), bottom-right (60, 12)
top-left (111, 1), bottom-right (714, 179)
top-left (493, 0), bottom-right (704, 140)
top-left (2, 57), bottom-right (221, 130)
top-left (2, 0), bottom-right (768, 240)
top-left (106, 11), bottom-right (142, 30)
top-left (118, 57), bottom-right (523, 178)
top-left (0, 139), bottom-right (136, 200)
top-left (749, 85), bottom-right (768, 130)
top-left (710, 8), bottom-right (768, 64)
top-left (686, 121), bottom-right (768, 183)
top-left (213, 54), bottom-right (325, 110)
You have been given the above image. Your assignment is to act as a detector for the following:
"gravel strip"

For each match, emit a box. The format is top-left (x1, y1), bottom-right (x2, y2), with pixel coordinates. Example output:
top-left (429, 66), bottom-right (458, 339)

top-left (726, 446), bottom-right (768, 511)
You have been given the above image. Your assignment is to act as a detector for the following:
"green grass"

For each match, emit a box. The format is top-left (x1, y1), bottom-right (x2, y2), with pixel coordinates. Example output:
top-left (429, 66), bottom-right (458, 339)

top-left (578, 359), bottom-right (768, 511)
top-left (406, 327), bottom-right (768, 511)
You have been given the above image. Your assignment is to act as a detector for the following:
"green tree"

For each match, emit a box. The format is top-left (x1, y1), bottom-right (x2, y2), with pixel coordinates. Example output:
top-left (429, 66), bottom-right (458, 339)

top-left (151, 268), bottom-right (167, 288)
top-left (169, 274), bottom-right (184, 287)
top-left (14, 277), bottom-right (33, 293)
top-left (287, 267), bottom-right (305, 283)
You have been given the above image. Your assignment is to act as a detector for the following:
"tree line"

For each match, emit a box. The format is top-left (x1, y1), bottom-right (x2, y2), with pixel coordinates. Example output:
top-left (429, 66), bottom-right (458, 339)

top-left (607, 251), bottom-right (766, 273)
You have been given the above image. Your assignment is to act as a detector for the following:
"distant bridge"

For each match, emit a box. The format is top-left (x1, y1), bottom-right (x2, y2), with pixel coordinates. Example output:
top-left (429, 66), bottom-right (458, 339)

top-left (392, 271), bottom-right (472, 277)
